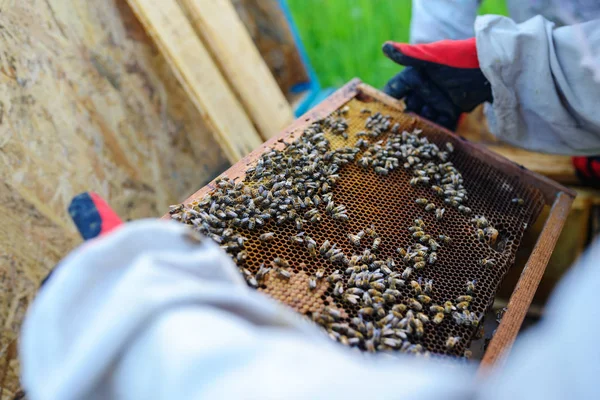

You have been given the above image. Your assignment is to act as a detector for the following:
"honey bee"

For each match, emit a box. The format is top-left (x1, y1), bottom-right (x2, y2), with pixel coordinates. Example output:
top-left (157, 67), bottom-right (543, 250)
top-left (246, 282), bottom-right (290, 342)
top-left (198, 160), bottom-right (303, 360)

top-left (433, 313), bottom-right (445, 324)
top-left (444, 301), bottom-right (455, 314)
top-left (480, 258), bottom-right (496, 268)
top-left (365, 225), bottom-right (377, 237)
top-left (425, 203), bottom-right (436, 212)
top-left (431, 185), bottom-right (444, 196)
top-left (438, 234), bottom-right (452, 244)
top-left (375, 166), bottom-right (389, 175)
top-left (290, 235), bottom-right (304, 245)
top-left (445, 142), bottom-right (454, 152)
top-left (371, 237), bottom-right (381, 251)
top-left (458, 205), bottom-right (472, 214)
top-left (347, 234), bottom-right (361, 246)
top-left (370, 281), bottom-right (386, 291)
top-left (418, 278), bottom-right (432, 294)
top-left (427, 252), bottom-right (437, 265)
top-left (417, 295), bottom-right (432, 304)
top-left (417, 312), bottom-right (430, 323)
top-left (237, 251), bottom-right (248, 262)
top-left (446, 336), bottom-right (461, 349)
top-left (256, 264), bottom-right (271, 281)
top-left (430, 305), bottom-right (444, 313)
top-left (414, 218), bottom-right (425, 227)
top-left (258, 232), bottom-right (274, 242)
top-left (419, 235), bottom-right (431, 243)
top-left (315, 269), bottom-right (325, 280)
top-left (383, 293), bottom-right (397, 304)
top-left (414, 261), bottom-right (426, 270)
top-left (476, 229), bottom-right (486, 241)
top-left (410, 280), bottom-right (422, 294)
top-left (512, 197), bottom-right (524, 206)
top-left (333, 281), bottom-right (344, 296)
top-left (359, 307), bottom-right (374, 318)
top-left (415, 198), bottom-right (428, 205)
top-left (473, 216), bottom-right (489, 228)
top-left (346, 287), bottom-right (364, 295)
top-left (389, 278), bottom-right (405, 289)
top-left (428, 239), bottom-right (440, 251)
top-left (485, 227), bottom-right (499, 245)
top-left (307, 242), bottom-right (317, 257)
top-left (277, 268), bottom-right (291, 279)
top-left (456, 295), bottom-right (473, 302)
top-left (435, 208), bottom-right (445, 220)
top-left (273, 257), bottom-right (290, 268)
top-left (308, 277), bottom-right (317, 290)
top-left (320, 240), bottom-right (331, 254)
top-left (466, 279), bottom-right (477, 294)
top-left (392, 304), bottom-right (407, 314)
top-left (408, 298), bottom-right (423, 311)
top-left (456, 301), bottom-right (470, 310)
top-left (412, 231), bottom-right (425, 238)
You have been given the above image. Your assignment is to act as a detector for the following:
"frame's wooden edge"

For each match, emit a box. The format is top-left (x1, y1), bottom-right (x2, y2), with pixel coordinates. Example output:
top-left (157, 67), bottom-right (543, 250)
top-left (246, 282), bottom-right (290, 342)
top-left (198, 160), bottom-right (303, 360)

top-left (356, 83), bottom-right (577, 204)
top-left (161, 78), bottom-right (362, 219)
top-left (479, 192), bottom-right (573, 368)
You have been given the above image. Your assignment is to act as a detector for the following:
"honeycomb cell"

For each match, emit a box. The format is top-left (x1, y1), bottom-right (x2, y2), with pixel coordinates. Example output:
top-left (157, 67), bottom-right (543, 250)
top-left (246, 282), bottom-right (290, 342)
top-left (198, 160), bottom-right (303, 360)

top-left (169, 98), bottom-right (544, 358)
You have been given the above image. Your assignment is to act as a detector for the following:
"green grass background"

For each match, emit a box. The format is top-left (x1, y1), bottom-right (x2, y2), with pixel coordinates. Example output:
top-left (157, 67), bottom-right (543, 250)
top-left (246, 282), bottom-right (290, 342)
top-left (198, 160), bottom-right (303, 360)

top-left (287, 0), bottom-right (508, 88)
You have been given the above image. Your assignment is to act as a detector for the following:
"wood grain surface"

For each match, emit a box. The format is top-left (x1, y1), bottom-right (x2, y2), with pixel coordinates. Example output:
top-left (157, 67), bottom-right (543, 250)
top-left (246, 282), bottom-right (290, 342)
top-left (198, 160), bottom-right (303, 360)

top-left (0, 1), bottom-right (230, 396)
top-left (181, 0), bottom-right (294, 140)
top-left (126, 0), bottom-right (263, 161)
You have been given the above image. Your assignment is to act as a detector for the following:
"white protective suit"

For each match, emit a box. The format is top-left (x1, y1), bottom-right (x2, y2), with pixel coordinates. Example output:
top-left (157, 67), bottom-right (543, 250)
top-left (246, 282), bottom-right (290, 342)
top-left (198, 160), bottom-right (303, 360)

top-left (19, 9), bottom-right (600, 400)
top-left (411, 1), bottom-right (600, 155)
top-left (20, 220), bottom-right (600, 399)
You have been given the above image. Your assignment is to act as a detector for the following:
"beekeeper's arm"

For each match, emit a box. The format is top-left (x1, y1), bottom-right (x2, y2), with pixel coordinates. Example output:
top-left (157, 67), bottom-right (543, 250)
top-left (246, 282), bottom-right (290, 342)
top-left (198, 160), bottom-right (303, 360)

top-left (384, 15), bottom-right (600, 155)
top-left (19, 220), bottom-right (476, 400)
top-left (20, 219), bottom-right (600, 400)
top-left (409, 0), bottom-right (479, 43)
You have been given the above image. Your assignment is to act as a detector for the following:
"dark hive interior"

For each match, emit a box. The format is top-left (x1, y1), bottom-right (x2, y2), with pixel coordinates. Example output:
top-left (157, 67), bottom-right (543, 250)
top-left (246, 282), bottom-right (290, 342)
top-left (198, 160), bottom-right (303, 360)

top-left (169, 96), bottom-right (545, 358)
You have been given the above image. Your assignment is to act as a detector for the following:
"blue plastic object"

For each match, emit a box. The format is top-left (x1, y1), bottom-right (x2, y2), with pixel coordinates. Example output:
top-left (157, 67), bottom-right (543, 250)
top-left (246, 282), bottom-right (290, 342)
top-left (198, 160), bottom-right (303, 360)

top-left (278, 0), bottom-right (335, 116)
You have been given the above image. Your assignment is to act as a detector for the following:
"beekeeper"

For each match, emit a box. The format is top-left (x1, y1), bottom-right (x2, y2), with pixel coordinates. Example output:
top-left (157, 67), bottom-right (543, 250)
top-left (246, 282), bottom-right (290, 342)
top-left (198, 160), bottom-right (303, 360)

top-left (19, 9), bottom-right (600, 400)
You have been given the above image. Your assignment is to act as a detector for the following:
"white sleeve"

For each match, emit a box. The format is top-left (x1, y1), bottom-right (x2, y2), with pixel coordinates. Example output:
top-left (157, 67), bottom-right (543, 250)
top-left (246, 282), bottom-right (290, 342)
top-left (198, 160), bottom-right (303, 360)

top-left (476, 15), bottom-right (600, 155)
top-left (410, 0), bottom-right (479, 43)
top-left (20, 220), bottom-right (600, 400)
top-left (19, 220), bottom-right (475, 400)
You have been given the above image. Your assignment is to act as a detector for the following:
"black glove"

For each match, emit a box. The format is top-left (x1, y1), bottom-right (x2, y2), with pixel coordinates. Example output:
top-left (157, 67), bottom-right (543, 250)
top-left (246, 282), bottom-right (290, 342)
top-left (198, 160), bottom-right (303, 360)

top-left (382, 38), bottom-right (492, 130)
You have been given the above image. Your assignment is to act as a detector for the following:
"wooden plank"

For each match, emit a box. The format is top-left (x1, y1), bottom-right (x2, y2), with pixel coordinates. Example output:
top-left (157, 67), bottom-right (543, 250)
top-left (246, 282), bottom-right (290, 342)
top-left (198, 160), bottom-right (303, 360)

top-left (163, 78), bottom-right (361, 217)
top-left (356, 83), bottom-right (577, 204)
top-left (231, 0), bottom-right (310, 101)
top-left (480, 192), bottom-right (574, 368)
top-left (126, 0), bottom-right (263, 162)
top-left (181, 0), bottom-right (294, 140)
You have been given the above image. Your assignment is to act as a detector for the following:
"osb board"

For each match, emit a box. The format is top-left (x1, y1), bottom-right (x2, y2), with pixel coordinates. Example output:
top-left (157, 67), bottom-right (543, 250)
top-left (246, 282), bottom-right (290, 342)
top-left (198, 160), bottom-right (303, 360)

top-left (0, 0), bottom-right (229, 396)
top-left (457, 106), bottom-right (578, 185)
top-left (232, 0), bottom-right (310, 101)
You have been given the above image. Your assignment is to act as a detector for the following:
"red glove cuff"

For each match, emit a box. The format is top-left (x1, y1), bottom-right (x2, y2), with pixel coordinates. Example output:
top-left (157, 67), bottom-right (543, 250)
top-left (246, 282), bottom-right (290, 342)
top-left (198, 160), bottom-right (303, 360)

top-left (385, 38), bottom-right (479, 69)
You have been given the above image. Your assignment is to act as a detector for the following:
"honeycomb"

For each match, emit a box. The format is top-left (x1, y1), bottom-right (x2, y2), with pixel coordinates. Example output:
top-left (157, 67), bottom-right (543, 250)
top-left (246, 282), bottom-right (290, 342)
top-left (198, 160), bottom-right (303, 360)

top-left (172, 97), bottom-right (544, 357)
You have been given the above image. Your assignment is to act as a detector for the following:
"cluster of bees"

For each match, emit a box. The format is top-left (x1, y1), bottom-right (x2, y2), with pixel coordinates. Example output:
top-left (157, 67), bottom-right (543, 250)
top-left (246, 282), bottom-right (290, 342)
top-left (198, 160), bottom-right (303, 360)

top-left (169, 104), bottom-right (519, 358)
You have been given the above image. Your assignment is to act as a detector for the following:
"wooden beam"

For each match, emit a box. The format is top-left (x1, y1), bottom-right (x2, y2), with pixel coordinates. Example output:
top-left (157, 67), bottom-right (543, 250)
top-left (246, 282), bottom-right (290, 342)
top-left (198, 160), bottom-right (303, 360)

top-left (126, 0), bottom-right (263, 162)
top-left (181, 0), bottom-right (294, 140)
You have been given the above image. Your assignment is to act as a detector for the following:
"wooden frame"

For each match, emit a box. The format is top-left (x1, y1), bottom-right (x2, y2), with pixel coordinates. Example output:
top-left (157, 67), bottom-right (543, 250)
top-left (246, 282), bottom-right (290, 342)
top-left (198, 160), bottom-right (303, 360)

top-left (168, 79), bottom-right (576, 365)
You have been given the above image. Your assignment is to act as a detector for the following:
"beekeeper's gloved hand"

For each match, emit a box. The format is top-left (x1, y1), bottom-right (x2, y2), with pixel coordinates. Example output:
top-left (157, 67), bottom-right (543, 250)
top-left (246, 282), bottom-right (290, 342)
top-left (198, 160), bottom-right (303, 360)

top-left (382, 38), bottom-right (492, 130)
